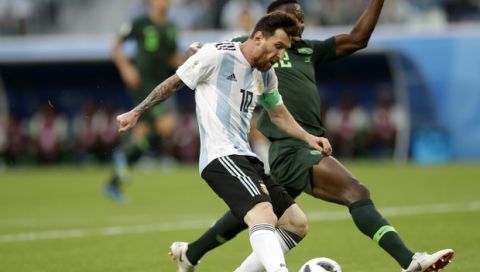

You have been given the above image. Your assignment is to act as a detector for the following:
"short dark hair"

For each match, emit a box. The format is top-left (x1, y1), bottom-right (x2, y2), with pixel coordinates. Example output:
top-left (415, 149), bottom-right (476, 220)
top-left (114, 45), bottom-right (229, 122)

top-left (267, 0), bottom-right (299, 13)
top-left (250, 11), bottom-right (299, 39)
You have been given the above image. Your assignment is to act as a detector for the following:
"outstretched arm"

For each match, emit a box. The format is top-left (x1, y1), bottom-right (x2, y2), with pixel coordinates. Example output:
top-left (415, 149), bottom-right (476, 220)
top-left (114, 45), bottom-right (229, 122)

top-left (112, 37), bottom-right (141, 89)
top-left (117, 74), bottom-right (185, 133)
top-left (266, 104), bottom-right (332, 156)
top-left (334, 0), bottom-right (384, 57)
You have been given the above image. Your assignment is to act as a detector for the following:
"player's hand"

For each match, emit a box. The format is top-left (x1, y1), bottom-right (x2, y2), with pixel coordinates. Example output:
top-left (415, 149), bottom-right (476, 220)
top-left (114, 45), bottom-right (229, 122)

top-left (306, 135), bottom-right (332, 156)
top-left (121, 65), bottom-right (141, 89)
top-left (116, 110), bottom-right (140, 133)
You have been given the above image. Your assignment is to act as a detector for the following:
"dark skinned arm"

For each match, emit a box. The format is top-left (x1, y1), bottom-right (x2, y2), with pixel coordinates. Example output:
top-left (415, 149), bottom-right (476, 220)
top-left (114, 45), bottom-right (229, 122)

top-left (334, 0), bottom-right (384, 57)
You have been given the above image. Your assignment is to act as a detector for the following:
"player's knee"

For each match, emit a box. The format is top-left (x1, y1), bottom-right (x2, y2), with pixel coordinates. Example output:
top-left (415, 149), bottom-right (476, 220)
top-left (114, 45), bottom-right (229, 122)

top-left (244, 202), bottom-right (278, 227)
top-left (291, 212), bottom-right (308, 238)
top-left (355, 180), bottom-right (370, 199)
top-left (278, 205), bottom-right (308, 238)
top-left (346, 177), bottom-right (370, 203)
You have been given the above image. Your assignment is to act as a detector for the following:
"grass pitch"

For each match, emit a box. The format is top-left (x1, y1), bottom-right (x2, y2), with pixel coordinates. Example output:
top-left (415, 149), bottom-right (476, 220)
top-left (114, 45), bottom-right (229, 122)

top-left (0, 162), bottom-right (479, 271)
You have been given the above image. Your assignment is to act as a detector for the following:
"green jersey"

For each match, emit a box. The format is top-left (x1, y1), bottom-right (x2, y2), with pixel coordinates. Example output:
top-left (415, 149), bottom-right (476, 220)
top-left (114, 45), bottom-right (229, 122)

top-left (232, 36), bottom-right (336, 139)
top-left (119, 15), bottom-right (178, 103)
top-left (230, 36), bottom-right (337, 194)
top-left (258, 38), bottom-right (337, 139)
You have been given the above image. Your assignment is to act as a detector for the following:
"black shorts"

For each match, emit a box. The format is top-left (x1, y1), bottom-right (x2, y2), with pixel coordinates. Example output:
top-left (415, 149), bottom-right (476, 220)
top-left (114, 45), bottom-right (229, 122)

top-left (201, 155), bottom-right (295, 220)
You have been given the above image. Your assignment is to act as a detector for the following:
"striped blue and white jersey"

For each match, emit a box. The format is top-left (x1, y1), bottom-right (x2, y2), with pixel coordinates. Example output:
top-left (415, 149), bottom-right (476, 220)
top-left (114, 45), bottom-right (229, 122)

top-left (176, 41), bottom-right (283, 173)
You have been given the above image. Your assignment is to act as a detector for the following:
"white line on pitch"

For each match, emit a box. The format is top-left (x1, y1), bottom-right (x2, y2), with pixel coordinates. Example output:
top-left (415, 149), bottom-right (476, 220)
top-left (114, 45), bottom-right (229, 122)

top-left (0, 201), bottom-right (479, 243)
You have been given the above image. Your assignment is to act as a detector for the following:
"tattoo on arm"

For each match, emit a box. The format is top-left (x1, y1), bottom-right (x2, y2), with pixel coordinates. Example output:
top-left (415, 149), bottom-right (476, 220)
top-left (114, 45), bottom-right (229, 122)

top-left (133, 74), bottom-right (184, 113)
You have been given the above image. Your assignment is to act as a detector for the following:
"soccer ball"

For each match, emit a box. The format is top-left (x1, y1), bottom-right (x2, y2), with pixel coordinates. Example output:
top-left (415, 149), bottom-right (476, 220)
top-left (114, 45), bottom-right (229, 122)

top-left (298, 257), bottom-right (342, 272)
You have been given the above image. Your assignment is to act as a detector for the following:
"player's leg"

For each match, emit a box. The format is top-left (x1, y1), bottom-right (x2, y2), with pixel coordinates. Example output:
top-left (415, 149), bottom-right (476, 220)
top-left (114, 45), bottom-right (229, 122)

top-left (171, 161), bottom-right (298, 268)
top-left (235, 203), bottom-right (307, 272)
top-left (201, 155), bottom-right (288, 272)
top-left (310, 156), bottom-right (443, 270)
top-left (269, 172), bottom-right (308, 250)
top-left (170, 212), bottom-right (247, 272)
top-left (180, 210), bottom-right (246, 266)
top-left (235, 170), bottom-right (307, 272)
top-left (104, 120), bottom-right (152, 201)
top-left (105, 103), bottom-right (175, 200)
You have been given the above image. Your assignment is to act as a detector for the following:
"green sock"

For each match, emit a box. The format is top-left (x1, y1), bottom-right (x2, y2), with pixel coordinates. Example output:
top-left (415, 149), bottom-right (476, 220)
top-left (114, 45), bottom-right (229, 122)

top-left (186, 211), bottom-right (247, 265)
top-left (125, 139), bottom-right (150, 165)
top-left (350, 199), bottom-right (414, 269)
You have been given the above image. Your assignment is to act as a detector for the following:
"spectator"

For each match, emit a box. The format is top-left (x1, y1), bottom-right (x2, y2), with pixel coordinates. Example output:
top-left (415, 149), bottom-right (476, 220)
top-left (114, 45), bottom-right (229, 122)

top-left (442, 0), bottom-right (480, 22)
top-left (380, 0), bottom-right (446, 27)
top-left (220, 0), bottom-right (264, 30)
top-left (169, 0), bottom-right (211, 30)
top-left (0, 0), bottom-right (33, 35)
top-left (72, 102), bottom-right (99, 163)
top-left (220, 8), bottom-right (256, 41)
top-left (172, 105), bottom-right (199, 163)
top-left (370, 90), bottom-right (407, 159)
top-left (28, 104), bottom-right (68, 164)
top-left (325, 92), bottom-right (371, 158)
top-left (3, 113), bottom-right (29, 165)
top-left (317, 0), bottom-right (365, 26)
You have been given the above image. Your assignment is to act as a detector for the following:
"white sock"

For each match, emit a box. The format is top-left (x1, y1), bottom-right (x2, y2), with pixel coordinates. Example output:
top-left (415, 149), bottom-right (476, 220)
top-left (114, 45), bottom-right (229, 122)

top-left (235, 228), bottom-right (301, 272)
top-left (276, 228), bottom-right (300, 253)
top-left (234, 253), bottom-right (263, 272)
top-left (246, 224), bottom-right (288, 272)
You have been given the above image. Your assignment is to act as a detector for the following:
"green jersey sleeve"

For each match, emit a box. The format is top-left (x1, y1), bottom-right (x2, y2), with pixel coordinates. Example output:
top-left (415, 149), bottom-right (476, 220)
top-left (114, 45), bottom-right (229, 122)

top-left (231, 35), bottom-right (248, 43)
top-left (306, 37), bottom-right (337, 64)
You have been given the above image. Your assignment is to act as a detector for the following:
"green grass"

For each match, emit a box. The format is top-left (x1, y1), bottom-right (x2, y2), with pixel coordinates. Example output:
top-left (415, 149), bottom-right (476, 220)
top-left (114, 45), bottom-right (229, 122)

top-left (0, 162), bottom-right (479, 271)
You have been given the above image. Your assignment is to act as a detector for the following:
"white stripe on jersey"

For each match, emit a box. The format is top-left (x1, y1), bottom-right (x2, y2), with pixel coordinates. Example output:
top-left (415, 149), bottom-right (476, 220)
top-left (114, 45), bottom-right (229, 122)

top-left (176, 41), bottom-right (280, 173)
top-left (218, 156), bottom-right (260, 196)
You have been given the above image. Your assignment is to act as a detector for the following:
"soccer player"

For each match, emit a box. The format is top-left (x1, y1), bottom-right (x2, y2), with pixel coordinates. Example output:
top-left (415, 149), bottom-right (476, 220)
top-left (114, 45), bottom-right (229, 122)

top-left (170, 1), bottom-right (454, 272)
top-left (104, 0), bottom-right (184, 201)
top-left (116, 11), bottom-right (332, 272)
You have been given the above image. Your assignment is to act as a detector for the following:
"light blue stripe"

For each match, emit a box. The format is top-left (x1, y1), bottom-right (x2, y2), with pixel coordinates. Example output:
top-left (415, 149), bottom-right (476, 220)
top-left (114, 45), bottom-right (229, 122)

top-left (196, 102), bottom-right (208, 172)
top-left (215, 53), bottom-right (243, 150)
top-left (261, 71), bottom-right (269, 88)
top-left (239, 111), bottom-right (249, 145)
top-left (238, 67), bottom-right (251, 146)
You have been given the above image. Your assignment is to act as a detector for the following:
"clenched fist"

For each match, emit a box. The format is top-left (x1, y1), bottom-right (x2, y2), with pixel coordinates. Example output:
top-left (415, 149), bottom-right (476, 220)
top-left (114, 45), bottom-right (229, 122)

top-left (116, 110), bottom-right (140, 133)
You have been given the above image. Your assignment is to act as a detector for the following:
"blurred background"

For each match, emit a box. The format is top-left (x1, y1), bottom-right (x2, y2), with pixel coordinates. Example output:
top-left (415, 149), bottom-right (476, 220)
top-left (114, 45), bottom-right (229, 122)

top-left (1, 0), bottom-right (480, 169)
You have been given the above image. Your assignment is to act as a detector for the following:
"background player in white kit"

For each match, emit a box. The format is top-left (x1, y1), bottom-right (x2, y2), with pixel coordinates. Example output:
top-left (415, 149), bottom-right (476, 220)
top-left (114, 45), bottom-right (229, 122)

top-left (116, 11), bottom-right (332, 271)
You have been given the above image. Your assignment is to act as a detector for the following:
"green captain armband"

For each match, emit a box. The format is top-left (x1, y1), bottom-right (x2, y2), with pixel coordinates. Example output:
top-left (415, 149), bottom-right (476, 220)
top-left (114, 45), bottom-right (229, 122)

top-left (259, 89), bottom-right (282, 109)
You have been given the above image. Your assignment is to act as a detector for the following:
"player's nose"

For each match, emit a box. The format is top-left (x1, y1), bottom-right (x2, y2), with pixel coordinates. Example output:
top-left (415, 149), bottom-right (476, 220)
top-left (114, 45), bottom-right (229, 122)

top-left (277, 49), bottom-right (286, 60)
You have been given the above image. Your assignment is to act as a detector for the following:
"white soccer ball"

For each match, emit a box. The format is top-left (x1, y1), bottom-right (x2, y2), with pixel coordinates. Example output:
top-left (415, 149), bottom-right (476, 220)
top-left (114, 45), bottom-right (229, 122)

top-left (298, 257), bottom-right (342, 272)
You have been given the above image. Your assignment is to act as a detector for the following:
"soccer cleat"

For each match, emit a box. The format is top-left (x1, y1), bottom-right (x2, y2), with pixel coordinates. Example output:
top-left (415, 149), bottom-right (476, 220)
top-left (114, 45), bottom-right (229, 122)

top-left (103, 184), bottom-right (127, 203)
top-left (169, 241), bottom-right (197, 272)
top-left (402, 249), bottom-right (454, 272)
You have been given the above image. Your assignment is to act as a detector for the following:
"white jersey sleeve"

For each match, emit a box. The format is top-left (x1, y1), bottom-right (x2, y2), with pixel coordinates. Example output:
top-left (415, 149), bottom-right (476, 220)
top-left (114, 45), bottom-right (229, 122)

top-left (176, 44), bottom-right (218, 90)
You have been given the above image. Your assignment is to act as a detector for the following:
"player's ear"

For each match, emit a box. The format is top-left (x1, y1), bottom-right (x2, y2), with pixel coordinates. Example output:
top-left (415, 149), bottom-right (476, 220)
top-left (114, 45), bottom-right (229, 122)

top-left (253, 31), bottom-right (264, 45)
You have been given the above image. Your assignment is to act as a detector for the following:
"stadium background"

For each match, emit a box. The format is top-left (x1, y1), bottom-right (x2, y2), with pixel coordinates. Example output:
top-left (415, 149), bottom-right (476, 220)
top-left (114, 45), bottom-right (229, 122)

top-left (1, 0), bottom-right (480, 166)
top-left (0, 1), bottom-right (479, 271)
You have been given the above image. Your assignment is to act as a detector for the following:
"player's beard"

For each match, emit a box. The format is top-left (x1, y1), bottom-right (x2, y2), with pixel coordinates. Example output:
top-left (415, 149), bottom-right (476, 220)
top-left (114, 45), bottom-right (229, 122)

top-left (253, 56), bottom-right (275, 72)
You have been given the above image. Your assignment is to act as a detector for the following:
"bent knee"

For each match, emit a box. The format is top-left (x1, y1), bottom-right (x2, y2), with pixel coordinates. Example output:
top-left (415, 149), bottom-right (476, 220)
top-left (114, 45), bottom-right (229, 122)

top-left (291, 214), bottom-right (308, 238)
top-left (278, 205), bottom-right (308, 238)
top-left (244, 202), bottom-right (278, 227)
top-left (345, 177), bottom-right (371, 205)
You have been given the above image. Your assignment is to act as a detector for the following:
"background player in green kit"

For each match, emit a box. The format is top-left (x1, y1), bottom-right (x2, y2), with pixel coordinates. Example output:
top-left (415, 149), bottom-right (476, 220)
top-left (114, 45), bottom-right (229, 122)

top-left (104, 0), bottom-right (184, 201)
top-left (170, 1), bottom-right (454, 272)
